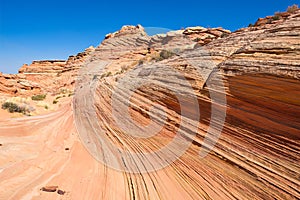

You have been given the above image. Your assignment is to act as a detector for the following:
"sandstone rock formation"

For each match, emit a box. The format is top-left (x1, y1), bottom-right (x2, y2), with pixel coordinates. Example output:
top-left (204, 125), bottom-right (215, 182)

top-left (19, 60), bottom-right (66, 74)
top-left (0, 7), bottom-right (299, 200)
top-left (0, 46), bottom-right (95, 96)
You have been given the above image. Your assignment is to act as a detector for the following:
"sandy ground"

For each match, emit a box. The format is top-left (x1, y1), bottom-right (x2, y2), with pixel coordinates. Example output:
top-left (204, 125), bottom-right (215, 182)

top-left (0, 109), bottom-right (10, 120)
top-left (0, 100), bottom-right (204, 200)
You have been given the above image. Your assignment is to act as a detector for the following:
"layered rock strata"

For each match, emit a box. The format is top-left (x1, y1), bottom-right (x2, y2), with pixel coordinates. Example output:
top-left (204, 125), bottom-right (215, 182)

top-left (0, 8), bottom-right (299, 200)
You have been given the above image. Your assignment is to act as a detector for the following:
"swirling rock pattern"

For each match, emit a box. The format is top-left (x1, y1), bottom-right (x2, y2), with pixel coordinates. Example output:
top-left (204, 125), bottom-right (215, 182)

top-left (0, 10), bottom-right (299, 200)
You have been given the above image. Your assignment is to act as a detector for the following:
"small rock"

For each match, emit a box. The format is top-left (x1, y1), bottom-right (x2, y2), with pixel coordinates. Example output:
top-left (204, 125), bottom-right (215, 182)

top-left (57, 189), bottom-right (65, 195)
top-left (41, 186), bottom-right (58, 192)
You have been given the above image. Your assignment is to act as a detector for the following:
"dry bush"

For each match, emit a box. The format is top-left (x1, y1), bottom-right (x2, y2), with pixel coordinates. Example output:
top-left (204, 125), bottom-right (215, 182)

top-left (287, 4), bottom-right (299, 13)
top-left (2, 102), bottom-right (27, 114)
top-left (32, 94), bottom-right (46, 101)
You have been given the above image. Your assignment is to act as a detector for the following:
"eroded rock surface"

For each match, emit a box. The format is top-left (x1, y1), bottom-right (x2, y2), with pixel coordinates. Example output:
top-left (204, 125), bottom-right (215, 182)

top-left (0, 46), bottom-right (95, 96)
top-left (0, 8), bottom-right (299, 200)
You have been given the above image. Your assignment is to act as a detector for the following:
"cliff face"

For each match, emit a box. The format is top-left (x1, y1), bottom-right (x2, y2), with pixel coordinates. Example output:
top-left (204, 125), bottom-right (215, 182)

top-left (18, 60), bottom-right (67, 74)
top-left (73, 9), bottom-right (300, 199)
top-left (0, 46), bottom-right (95, 96)
top-left (0, 8), bottom-right (299, 200)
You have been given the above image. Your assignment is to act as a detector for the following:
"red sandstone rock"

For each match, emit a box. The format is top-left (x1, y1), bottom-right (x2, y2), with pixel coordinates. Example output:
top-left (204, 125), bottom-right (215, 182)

top-left (41, 186), bottom-right (58, 192)
top-left (0, 8), bottom-right (299, 200)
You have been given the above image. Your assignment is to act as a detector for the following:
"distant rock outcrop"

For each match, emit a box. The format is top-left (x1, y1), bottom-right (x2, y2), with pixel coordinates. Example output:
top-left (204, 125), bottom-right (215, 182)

top-left (19, 60), bottom-right (66, 74)
top-left (0, 46), bottom-right (95, 96)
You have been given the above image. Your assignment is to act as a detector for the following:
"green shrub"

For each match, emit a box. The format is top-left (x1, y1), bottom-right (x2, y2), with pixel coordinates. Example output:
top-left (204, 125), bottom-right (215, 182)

top-left (272, 15), bottom-right (280, 20)
top-left (31, 94), bottom-right (46, 101)
top-left (273, 12), bottom-right (281, 20)
top-left (1, 102), bottom-right (27, 114)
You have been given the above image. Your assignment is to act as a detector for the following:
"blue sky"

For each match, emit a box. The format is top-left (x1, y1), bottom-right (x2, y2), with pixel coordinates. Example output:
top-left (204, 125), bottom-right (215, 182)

top-left (0, 0), bottom-right (299, 74)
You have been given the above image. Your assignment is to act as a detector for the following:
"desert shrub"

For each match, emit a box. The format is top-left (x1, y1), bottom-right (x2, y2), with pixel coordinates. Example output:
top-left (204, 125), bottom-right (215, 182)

top-left (153, 50), bottom-right (175, 61)
top-left (31, 94), bottom-right (46, 101)
top-left (53, 100), bottom-right (58, 104)
top-left (221, 32), bottom-right (230, 38)
top-left (273, 12), bottom-right (281, 20)
top-left (100, 72), bottom-right (112, 79)
top-left (93, 75), bottom-right (98, 80)
top-left (1, 102), bottom-right (27, 114)
top-left (193, 37), bottom-right (201, 42)
top-left (60, 89), bottom-right (68, 94)
top-left (159, 50), bottom-right (175, 60)
top-left (287, 4), bottom-right (299, 13)
top-left (138, 59), bottom-right (144, 65)
top-left (272, 15), bottom-right (280, 20)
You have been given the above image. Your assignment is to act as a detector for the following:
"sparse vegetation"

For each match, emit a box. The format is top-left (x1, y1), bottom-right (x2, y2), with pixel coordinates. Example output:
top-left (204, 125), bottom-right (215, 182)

top-left (272, 12), bottom-right (281, 21)
top-left (100, 71), bottom-right (112, 78)
top-left (1, 102), bottom-right (27, 114)
top-left (221, 32), bottom-right (230, 38)
top-left (193, 37), bottom-right (201, 42)
top-left (121, 65), bottom-right (129, 73)
top-left (31, 94), bottom-right (46, 101)
top-left (159, 50), bottom-right (175, 60)
top-left (153, 50), bottom-right (175, 61)
top-left (287, 4), bottom-right (299, 13)
top-left (53, 100), bottom-right (58, 104)
top-left (138, 59), bottom-right (144, 65)
top-left (59, 89), bottom-right (68, 94)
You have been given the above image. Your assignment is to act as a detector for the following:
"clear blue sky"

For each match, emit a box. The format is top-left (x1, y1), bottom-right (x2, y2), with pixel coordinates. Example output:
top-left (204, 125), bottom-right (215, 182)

top-left (0, 0), bottom-right (298, 74)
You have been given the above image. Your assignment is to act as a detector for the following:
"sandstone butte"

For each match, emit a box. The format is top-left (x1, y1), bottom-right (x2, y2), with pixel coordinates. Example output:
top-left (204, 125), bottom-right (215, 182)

top-left (0, 7), bottom-right (299, 200)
